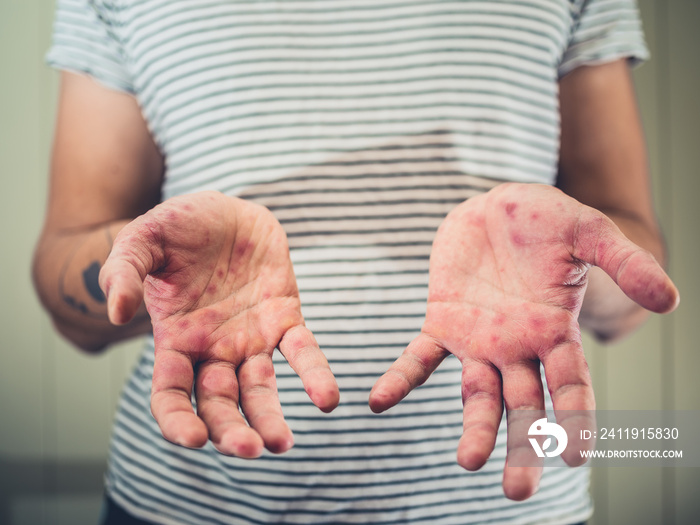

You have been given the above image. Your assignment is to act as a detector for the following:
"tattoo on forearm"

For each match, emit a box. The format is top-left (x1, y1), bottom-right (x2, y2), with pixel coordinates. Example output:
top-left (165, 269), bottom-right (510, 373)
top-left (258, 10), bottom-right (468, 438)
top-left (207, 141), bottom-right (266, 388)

top-left (58, 228), bottom-right (109, 318)
top-left (83, 261), bottom-right (106, 303)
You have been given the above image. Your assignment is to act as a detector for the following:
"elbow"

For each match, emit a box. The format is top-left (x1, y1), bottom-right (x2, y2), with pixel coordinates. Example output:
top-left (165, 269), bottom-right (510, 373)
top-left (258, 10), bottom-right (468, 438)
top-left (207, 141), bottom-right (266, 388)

top-left (586, 307), bottom-right (652, 345)
top-left (590, 327), bottom-right (627, 346)
top-left (31, 241), bottom-right (53, 316)
top-left (32, 238), bottom-right (110, 354)
top-left (49, 315), bottom-right (110, 354)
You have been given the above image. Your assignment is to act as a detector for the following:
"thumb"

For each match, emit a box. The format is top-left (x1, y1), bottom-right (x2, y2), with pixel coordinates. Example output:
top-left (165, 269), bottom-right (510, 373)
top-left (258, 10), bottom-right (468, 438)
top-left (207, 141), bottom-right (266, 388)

top-left (572, 211), bottom-right (679, 314)
top-left (99, 217), bottom-right (164, 325)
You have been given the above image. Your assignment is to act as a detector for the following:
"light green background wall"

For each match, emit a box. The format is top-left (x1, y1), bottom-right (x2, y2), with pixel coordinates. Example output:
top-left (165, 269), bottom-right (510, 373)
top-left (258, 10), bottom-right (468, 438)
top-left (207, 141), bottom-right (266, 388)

top-left (0, 1), bottom-right (698, 524)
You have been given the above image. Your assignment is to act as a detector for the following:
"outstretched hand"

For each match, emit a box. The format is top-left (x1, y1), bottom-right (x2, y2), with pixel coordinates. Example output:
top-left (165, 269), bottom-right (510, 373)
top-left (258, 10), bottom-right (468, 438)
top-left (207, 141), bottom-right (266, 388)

top-left (369, 183), bottom-right (679, 499)
top-left (99, 191), bottom-right (339, 458)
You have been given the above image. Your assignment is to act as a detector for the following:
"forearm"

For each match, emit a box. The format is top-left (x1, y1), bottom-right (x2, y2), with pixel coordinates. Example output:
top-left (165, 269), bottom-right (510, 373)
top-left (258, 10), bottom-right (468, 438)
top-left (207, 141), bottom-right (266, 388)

top-left (554, 60), bottom-right (675, 343)
top-left (33, 220), bottom-right (151, 352)
top-left (579, 210), bottom-right (667, 342)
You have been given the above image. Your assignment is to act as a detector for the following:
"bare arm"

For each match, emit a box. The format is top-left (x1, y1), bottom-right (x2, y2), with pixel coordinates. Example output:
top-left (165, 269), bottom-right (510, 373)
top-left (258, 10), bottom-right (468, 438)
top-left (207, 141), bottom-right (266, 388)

top-left (33, 71), bottom-right (163, 352)
top-left (557, 58), bottom-right (669, 342)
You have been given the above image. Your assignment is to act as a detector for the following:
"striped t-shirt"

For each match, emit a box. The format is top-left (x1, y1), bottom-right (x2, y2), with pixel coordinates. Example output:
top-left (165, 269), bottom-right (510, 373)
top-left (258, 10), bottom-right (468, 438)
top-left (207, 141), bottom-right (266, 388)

top-left (48, 1), bottom-right (648, 523)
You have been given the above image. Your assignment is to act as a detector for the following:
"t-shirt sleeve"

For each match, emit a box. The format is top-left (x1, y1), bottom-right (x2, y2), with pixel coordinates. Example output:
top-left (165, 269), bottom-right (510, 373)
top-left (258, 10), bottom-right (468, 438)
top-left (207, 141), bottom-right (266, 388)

top-left (558, 0), bottom-right (650, 78)
top-left (46, 0), bottom-right (133, 93)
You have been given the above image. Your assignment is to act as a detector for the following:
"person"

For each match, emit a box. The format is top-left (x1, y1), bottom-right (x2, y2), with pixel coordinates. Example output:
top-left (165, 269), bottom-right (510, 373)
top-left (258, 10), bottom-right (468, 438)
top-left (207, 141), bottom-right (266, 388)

top-left (33, 0), bottom-right (679, 523)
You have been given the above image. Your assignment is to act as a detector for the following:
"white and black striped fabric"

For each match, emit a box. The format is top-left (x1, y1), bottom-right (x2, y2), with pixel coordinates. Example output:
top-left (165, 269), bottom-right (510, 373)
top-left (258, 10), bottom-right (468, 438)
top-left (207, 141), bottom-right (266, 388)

top-left (48, 1), bottom-right (648, 523)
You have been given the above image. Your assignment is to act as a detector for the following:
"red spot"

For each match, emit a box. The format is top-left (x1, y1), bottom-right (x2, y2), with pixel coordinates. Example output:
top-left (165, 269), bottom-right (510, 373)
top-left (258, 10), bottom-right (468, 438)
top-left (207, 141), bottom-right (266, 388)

top-left (530, 212), bottom-right (539, 220)
top-left (207, 283), bottom-right (217, 295)
top-left (141, 220), bottom-right (161, 241)
top-left (490, 334), bottom-right (501, 344)
top-left (189, 331), bottom-right (208, 351)
top-left (494, 314), bottom-right (506, 326)
top-left (235, 239), bottom-right (253, 258)
top-left (553, 334), bottom-right (568, 347)
top-left (202, 310), bottom-right (218, 323)
top-left (198, 230), bottom-right (211, 248)
top-left (461, 373), bottom-right (499, 402)
top-left (466, 212), bottom-right (486, 227)
top-left (530, 318), bottom-right (545, 331)
top-left (505, 202), bottom-right (517, 217)
top-left (511, 233), bottom-right (526, 246)
top-left (461, 381), bottom-right (475, 402)
top-left (178, 319), bottom-right (191, 330)
top-left (252, 359), bottom-right (275, 381)
top-left (216, 268), bottom-right (225, 279)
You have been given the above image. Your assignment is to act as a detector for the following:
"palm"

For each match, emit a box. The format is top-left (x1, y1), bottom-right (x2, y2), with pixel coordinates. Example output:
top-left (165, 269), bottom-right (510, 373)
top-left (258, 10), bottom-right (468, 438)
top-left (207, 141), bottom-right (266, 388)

top-left (425, 184), bottom-right (590, 368)
top-left (143, 193), bottom-right (302, 362)
top-left (100, 192), bottom-right (338, 457)
top-left (370, 183), bottom-right (678, 499)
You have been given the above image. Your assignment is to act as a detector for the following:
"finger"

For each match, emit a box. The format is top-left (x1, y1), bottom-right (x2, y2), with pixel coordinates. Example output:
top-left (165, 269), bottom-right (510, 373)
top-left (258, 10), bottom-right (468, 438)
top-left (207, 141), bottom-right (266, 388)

top-left (237, 353), bottom-right (294, 454)
top-left (456, 358), bottom-right (503, 471)
top-left (195, 360), bottom-right (265, 458)
top-left (151, 347), bottom-right (208, 449)
top-left (99, 218), bottom-right (163, 324)
top-left (369, 332), bottom-right (449, 413)
top-left (501, 360), bottom-right (545, 501)
top-left (278, 325), bottom-right (339, 412)
top-left (573, 211), bottom-right (679, 313)
top-left (540, 337), bottom-right (596, 467)
top-left (99, 259), bottom-right (145, 325)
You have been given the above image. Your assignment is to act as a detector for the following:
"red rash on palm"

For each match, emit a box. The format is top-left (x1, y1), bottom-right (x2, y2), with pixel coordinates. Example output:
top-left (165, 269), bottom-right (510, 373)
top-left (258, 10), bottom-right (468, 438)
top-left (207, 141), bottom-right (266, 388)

top-left (99, 191), bottom-right (339, 458)
top-left (370, 182), bottom-right (679, 500)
